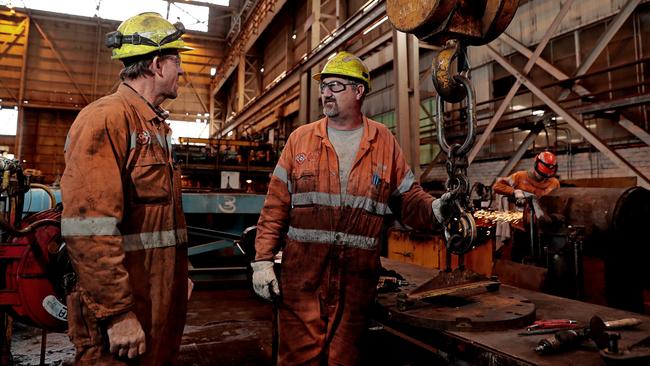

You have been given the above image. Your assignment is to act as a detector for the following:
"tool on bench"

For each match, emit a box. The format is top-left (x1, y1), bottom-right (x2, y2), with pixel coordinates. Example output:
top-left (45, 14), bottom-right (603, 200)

top-left (534, 316), bottom-right (642, 355)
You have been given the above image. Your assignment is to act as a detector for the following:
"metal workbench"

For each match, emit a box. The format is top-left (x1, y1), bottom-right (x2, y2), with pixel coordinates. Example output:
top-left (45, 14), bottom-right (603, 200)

top-left (375, 257), bottom-right (650, 366)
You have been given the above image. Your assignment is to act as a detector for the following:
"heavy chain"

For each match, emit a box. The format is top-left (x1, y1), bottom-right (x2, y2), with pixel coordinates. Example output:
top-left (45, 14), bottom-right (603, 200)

top-left (435, 39), bottom-right (477, 255)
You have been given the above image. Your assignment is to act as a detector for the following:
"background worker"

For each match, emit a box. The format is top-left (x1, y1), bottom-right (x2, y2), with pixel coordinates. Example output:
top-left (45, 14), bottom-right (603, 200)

top-left (61, 12), bottom-right (191, 365)
top-left (492, 151), bottom-right (560, 259)
top-left (493, 151), bottom-right (560, 202)
top-left (251, 51), bottom-right (453, 365)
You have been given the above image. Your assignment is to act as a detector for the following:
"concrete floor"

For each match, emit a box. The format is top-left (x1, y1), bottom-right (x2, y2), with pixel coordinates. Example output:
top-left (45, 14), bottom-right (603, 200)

top-left (9, 286), bottom-right (444, 365)
top-left (9, 286), bottom-right (274, 366)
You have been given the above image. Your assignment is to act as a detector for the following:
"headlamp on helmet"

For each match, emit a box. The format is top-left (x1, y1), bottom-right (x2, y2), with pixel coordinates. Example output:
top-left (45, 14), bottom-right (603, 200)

top-left (105, 22), bottom-right (185, 49)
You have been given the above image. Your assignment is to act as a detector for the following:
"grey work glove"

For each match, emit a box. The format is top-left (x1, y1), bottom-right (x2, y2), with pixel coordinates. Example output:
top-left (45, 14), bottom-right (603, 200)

top-left (432, 192), bottom-right (454, 223)
top-left (514, 189), bottom-right (526, 200)
top-left (251, 261), bottom-right (279, 301)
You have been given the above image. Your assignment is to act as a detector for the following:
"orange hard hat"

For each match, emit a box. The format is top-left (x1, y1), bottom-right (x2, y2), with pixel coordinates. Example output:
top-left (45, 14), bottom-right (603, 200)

top-left (534, 151), bottom-right (557, 178)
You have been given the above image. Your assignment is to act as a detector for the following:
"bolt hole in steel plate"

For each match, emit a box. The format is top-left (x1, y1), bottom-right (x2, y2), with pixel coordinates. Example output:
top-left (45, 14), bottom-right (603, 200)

top-left (387, 287), bottom-right (535, 331)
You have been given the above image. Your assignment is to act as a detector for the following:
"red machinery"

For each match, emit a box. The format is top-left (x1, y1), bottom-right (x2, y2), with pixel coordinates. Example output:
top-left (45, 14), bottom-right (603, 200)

top-left (0, 157), bottom-right (70, 332)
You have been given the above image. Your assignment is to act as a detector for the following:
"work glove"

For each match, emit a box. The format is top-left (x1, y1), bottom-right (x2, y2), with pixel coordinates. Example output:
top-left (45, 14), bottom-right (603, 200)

top-left (514, 189), bottom-right (526, 200)
top-left (106, 311), bottom-right (146, 359)
top-left (251, 261), bottom-right (279, 301)
top-left (432, 192), bottom-right (454, 223)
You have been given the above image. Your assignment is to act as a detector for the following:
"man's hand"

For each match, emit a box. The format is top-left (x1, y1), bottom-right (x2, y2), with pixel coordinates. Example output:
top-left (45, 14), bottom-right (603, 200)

top-left (432, 192), bottom-right (454, 223)
top-left (251, 261), bottom-right (279, 301)
top-left (106, 311), bottom-right (146, 359)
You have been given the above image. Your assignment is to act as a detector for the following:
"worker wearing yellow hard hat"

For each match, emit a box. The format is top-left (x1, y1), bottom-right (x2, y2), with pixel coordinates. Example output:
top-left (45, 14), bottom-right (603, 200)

top-left (62, 11), bottom-right (190, 365)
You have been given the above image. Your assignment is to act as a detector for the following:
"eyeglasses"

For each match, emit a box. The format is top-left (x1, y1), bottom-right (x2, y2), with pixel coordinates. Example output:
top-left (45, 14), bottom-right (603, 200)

top-left (161, 55), bottom-right (182, 67)
top-left (319, 81), bottom-right (357, 93)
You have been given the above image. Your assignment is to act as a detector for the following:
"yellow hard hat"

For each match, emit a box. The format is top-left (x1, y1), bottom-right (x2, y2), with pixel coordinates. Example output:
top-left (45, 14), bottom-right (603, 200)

top-left (313, 51), bottom-right (370, 89)
top-left (106, 12), bottom-right (192, 60)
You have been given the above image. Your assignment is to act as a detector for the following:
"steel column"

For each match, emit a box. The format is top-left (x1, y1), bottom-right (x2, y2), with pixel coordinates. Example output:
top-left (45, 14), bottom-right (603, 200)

top-left (237, 56), bottom-right (246, 112)
top-left (487, 45), bottom-right (650, 188)
top-left (15, 16), bottom-right (29, 160)
top-left (468, 0), bottom-right (575, 163)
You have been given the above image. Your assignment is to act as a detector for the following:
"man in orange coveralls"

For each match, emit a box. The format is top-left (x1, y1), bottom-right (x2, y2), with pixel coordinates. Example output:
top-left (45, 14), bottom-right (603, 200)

top-left (492, 151), bottom-right (560, 258)
top-left (61, 12), bottom-right (191, 365)
top-left (493, 151), bottom-right (560, 202)
top-left (251, 51), bottom-right (454, 365)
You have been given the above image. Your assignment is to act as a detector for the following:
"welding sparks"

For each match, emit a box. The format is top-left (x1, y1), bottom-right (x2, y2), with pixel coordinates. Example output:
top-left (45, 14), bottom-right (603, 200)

top-left (473, 210), bottom-right (523, 224)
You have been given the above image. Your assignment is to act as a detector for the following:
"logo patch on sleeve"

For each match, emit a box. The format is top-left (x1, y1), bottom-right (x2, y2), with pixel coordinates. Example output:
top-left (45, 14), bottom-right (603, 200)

top-left (295, 153), bottom-right (307, 165)
top-left (136, 130), bottom-right (151, 145)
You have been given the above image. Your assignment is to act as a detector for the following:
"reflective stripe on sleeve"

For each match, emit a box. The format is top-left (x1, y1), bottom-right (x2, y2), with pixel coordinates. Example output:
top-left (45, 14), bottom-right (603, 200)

top-left (287, 227), bottom-right (377, 250)
top-left (61, 217), bottom-right (120, 236)
top-left (393, 169), bottom-right (415, 196)
top-left (122, 228), bottom-right (187, 252)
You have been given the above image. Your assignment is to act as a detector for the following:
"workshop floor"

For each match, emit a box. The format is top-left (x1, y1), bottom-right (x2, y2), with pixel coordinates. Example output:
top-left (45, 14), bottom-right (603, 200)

top-left (10, 286), bottom-right (274, 366)
top-left (10, 286), bottom-right (444, 365)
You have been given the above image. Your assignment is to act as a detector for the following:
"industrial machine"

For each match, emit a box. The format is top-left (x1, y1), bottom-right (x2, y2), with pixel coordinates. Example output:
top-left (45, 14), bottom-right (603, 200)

top-left (536, 187), bottom-right (650, 312)
top-left (0, 157), bottom-right (68, 333)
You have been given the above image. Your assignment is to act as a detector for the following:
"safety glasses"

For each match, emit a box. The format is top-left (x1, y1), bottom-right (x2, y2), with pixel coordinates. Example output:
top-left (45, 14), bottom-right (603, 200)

top-left (319, 81), bottom-right (358, 93)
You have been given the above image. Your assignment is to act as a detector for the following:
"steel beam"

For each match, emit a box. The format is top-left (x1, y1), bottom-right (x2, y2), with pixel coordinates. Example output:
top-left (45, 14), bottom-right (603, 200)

top-left (499, 33), bottom-right (590, 97)
top-left (215, 0), bottom-right (386, 138)
top-left (495, 128), bottom-right (542, 179)
top-left (211, 0), bottom-right (288, 98)
top-left (468, 0), bottom-right (574, 163)
top-left (487, 45), bottom-right (650, 188)
top-left (557, 0), bottom-right (641, 101)
top-left (619, 118), bottom-right (650, 146)
top-left (32, 19), bottom-right (90, 105)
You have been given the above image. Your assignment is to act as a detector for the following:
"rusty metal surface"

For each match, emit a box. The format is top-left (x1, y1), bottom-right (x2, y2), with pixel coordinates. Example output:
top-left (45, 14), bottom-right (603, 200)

top-left (377, 257), bottom-right (650, 366)
top-left (390, 286), bottom-right (535, 331)
top-left (408, 267), bottom-right (498, 300)
top-left (387, 0), bottom-right (520, 46)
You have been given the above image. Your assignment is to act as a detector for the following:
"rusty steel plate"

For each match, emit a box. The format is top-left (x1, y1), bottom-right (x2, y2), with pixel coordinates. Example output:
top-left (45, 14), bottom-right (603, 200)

top-left (386, 286), bottom-right (535, 331)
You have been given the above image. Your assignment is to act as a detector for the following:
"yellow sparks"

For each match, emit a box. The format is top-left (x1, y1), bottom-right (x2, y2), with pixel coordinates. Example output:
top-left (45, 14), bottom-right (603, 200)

top-left (473, 209), bottom-right (523, 224)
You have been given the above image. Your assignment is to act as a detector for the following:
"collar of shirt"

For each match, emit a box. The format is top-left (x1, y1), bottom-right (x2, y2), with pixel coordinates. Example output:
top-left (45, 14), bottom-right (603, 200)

top-left (117, 83), bottom-right (167, 124)
top-left (315, 116), bottom-right (378, 152)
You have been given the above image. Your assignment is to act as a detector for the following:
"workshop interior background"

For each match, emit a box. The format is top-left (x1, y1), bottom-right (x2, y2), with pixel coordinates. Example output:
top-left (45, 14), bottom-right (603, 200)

top-left (1, 0), bottom-right (650, 365)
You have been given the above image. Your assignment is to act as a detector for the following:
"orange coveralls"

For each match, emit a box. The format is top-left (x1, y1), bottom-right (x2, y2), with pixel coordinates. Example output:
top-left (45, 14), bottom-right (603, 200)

top-left (61, 84), bottom-right (188, 365)
top-left (493, 170), bottom-right (559, 198)
top-left (256, 117), bottom-right (436, 365)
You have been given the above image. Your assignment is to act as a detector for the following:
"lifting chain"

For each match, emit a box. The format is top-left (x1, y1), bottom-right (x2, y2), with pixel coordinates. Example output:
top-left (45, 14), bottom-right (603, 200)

top-left (435, 39), bottom-right (476, 255)
top-left (387, 1), bottom-right (520, 254)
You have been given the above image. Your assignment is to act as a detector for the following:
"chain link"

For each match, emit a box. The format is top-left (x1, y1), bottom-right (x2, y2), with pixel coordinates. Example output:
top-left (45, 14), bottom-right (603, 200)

top-left (434, 40), bottom-right (477, 255)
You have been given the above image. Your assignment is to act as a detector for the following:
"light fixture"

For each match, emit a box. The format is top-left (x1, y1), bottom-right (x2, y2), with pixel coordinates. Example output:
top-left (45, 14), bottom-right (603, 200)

top-left (210, 67), bottom-right (217, 77)
top-left (203, 113), bottom-right (209, 117)
top-left (260, 67), bottom-right (265, 73)
top-left (291, 32), bottom-right (297, 40)
top-left (246, 179), bottom-right (252, 184)
top-left (227, 131), bottom-right (234, 137)
top-left (532, 110), bottom-right (545, 116)
top-left (363, 16), bottom-right (387, 35)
